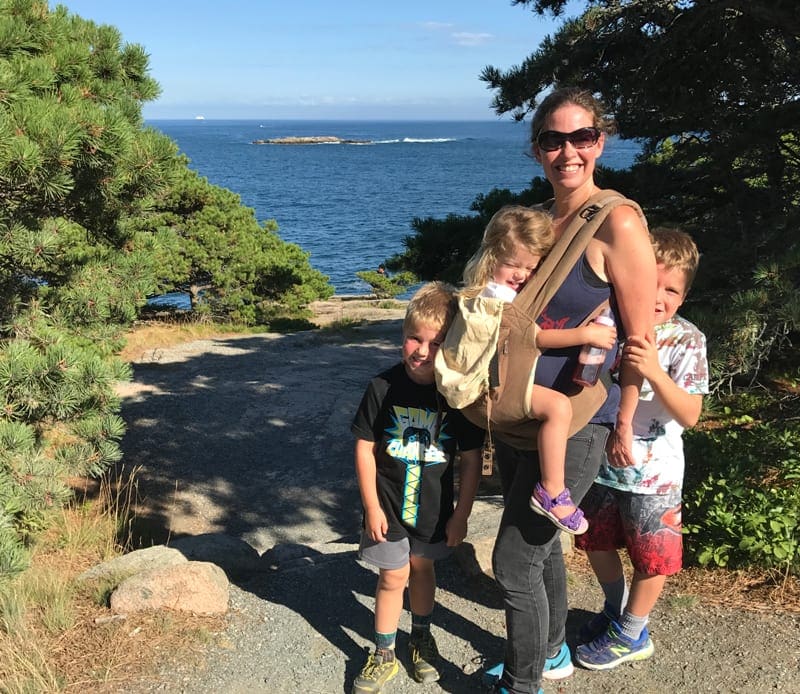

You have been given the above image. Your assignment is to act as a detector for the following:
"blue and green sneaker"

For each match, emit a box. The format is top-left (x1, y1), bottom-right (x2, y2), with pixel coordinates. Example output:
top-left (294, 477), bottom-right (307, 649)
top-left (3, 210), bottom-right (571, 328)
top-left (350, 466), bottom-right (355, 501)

top-left (575, 620), bottom-right (654, 670)
top-left (578, 601), bottom-right (618, 644)
top-left (541, 641), bottom-right (574, 679)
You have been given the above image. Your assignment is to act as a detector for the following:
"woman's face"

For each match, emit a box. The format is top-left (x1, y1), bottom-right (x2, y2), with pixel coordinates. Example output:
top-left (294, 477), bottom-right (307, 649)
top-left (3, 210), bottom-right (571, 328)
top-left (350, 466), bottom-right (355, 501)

top-left (533, 104), bottom-right (605, 193)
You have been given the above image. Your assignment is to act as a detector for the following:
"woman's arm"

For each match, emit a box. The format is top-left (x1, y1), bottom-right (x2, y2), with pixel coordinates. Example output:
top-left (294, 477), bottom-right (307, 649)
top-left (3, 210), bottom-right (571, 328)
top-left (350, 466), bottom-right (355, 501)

top-left (593, 204), bottom-right (657, 467)
top-left (624, 335), bottom-right (704, 428)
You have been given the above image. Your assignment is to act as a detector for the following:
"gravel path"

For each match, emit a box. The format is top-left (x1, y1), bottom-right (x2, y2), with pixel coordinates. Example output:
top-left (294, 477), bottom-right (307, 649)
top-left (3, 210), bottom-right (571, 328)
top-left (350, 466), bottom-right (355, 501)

top-left (120, 303), bottom-right (800, 694)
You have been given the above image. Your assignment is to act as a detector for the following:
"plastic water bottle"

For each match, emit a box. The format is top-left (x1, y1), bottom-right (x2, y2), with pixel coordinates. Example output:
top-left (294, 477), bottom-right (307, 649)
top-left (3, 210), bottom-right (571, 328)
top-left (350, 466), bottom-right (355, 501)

top-left (572, 307), bottom-right (616, 387)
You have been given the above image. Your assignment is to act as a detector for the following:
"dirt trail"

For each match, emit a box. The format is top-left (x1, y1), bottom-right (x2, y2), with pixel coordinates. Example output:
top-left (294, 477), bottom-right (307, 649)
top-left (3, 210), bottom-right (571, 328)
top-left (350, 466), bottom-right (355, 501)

top-left (119, 299), bottom-right (800, 694)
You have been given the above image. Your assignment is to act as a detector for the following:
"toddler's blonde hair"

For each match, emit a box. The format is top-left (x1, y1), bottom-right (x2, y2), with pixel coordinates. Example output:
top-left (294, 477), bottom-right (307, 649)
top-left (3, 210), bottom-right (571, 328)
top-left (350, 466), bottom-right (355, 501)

top-left (462, 205), bottom-right (554, 296)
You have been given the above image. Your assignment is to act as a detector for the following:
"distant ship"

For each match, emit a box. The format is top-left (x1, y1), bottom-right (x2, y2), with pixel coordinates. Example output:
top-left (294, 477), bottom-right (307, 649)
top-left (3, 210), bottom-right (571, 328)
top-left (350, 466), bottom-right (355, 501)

top-left (195, 115), bottom-right (205, 120)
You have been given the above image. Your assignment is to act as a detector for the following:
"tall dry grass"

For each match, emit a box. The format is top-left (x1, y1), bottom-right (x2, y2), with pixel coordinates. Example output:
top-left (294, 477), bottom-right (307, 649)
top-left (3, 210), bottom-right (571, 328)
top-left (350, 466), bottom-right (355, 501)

top-left (0, 466), bottom-right (223, 692)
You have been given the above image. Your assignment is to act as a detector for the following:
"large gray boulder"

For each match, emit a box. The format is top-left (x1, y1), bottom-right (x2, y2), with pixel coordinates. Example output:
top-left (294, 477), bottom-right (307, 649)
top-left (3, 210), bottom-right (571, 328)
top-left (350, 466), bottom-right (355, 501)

top-left (110, 561), bottom-right (229, 615)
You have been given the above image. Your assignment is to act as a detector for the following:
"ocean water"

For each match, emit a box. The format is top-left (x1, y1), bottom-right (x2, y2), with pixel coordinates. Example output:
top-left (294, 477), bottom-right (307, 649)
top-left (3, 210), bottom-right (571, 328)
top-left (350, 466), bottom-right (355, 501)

top-left (148, 120), bottom-right (640, 298)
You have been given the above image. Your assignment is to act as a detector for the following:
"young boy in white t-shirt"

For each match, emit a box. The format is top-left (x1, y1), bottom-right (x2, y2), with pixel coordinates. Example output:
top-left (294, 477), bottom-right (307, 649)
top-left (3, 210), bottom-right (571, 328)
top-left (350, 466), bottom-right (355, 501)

top-left (574, 227), bottom-right (709, 670)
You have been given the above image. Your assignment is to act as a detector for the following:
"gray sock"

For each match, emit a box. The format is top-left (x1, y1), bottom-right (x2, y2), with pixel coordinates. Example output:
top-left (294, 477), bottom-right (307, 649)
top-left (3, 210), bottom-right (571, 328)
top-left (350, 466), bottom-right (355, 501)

top-left (599, 576), bottom-right (629, 617)
top-left (619, 610), bottom-right (649, 641)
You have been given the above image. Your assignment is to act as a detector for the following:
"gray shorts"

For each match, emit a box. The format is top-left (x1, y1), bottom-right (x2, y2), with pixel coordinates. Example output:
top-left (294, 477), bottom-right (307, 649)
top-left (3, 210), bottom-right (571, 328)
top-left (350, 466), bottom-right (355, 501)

top-left (358, 532), bottom-right (452, 570)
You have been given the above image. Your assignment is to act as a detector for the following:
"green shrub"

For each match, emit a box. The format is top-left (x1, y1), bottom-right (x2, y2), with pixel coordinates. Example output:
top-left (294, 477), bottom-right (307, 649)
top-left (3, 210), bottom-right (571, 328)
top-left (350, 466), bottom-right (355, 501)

top-left (683, 410), bottom-right (800, 575)
top-left (355, 270), bottom-right (417, 299)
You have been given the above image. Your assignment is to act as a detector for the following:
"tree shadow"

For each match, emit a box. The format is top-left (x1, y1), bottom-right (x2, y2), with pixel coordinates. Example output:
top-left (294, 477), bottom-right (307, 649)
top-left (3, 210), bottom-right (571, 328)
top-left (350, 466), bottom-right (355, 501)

top-left (120, 320), bottom-right (402, 551)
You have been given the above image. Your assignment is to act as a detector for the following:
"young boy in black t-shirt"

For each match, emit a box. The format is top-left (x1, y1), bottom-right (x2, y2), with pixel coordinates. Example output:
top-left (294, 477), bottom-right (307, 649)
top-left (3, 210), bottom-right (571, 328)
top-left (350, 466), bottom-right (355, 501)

top-left (351, 282), bottom-right (484, 693)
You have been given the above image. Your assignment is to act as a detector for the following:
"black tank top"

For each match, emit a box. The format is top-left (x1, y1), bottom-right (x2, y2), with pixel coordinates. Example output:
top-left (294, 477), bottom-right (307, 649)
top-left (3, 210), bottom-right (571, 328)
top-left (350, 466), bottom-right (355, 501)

top-left (535, 252), bottom-right (620, 424)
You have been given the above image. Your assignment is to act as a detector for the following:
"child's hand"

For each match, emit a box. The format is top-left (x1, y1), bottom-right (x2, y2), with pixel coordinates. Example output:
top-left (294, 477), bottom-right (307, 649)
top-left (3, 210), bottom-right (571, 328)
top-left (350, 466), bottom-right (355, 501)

top-left (584, 323), bottom-right (617, 350)
top-left (445, 512), bottom-right (468, 547)
top-left (623, 334), bottom-right (661, 382)
top-left (364, 506), bottom-right (388, 542)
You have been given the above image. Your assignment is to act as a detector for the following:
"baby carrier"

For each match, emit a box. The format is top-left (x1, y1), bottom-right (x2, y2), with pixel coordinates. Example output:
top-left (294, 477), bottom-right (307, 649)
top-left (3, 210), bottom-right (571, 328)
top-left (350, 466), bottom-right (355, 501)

top-left (435, 190), bottom-right (646, 451)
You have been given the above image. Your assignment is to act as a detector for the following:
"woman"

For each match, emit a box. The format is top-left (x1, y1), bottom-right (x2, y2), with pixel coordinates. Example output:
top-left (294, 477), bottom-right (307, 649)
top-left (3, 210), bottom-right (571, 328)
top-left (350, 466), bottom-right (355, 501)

top-left (489, 87), bottom-right (657, 694)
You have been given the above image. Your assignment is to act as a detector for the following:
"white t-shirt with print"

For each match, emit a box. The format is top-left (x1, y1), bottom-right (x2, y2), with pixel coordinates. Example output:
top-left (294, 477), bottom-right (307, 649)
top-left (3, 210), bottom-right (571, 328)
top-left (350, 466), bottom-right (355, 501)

top-left (596, 314), bottom-right (709, 495)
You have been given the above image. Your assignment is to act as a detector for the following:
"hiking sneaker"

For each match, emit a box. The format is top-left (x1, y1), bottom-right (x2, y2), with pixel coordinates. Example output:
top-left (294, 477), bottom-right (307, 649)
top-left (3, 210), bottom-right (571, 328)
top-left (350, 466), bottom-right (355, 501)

top-left (482, 642), bottom-right (573, 686)
top-left (482, 661), bottom-right (504, 687)
top-left (578, 602), bottom-right (618, 644)
top-left (542, 641), bottom-right (574, 680)
top-left (408, 630), bottom-right (440, 683)
top-left (352, 649), bottom-right (400, 693)
top-left (575, 620), bottom-right (654, 671)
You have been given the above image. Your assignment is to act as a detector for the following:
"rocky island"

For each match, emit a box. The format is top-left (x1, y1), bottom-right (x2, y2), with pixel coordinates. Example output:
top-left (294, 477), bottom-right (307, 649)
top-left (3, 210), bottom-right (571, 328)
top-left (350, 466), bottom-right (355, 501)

top-left (252, 135), bottom-right (372, 145)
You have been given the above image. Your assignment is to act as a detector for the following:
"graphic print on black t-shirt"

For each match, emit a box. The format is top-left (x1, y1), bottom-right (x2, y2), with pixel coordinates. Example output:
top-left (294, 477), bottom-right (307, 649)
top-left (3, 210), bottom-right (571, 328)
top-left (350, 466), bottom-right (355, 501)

top-left (384, 405), bottom-right (449, 528)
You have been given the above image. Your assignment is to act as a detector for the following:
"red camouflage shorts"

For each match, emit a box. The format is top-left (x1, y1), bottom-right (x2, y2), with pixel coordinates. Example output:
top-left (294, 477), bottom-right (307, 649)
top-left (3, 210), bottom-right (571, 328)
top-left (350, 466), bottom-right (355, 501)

top-left (575, 482), bottom-right (683, 576)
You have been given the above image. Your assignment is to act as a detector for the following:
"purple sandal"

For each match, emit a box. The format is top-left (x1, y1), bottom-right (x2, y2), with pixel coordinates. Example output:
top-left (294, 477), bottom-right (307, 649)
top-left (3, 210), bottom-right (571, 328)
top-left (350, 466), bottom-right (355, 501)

top-left (529, 482), bottom-right (589, 535)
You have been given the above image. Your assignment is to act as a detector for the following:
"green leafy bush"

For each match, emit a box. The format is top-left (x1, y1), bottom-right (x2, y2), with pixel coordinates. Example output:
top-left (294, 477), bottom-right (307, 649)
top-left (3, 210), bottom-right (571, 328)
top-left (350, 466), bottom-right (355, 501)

top-left (683, 409), bottom-right (800, 575)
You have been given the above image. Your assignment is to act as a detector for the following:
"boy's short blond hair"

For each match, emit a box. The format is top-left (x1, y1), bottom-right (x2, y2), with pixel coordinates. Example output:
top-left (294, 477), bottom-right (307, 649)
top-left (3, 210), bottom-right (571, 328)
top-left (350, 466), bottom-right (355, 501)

top-left (651, 227), bottom-right (700, 293)
top-left (403, 281), bottom-right (457, 334)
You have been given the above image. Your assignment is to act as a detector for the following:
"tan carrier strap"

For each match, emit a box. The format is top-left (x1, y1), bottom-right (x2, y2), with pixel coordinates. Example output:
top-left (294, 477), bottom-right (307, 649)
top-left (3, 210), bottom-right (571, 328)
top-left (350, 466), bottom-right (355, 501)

top-left (515, 190), bottom-right (642, 318)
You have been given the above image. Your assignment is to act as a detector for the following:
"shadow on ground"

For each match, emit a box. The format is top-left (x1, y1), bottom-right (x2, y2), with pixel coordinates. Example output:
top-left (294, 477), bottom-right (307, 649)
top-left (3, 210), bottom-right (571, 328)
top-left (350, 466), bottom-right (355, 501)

top-left (121, 320), bottom-right (408, 552)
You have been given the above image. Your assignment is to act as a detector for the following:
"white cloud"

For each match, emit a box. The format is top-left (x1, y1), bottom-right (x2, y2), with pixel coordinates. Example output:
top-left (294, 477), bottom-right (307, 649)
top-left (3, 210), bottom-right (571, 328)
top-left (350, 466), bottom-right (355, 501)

top-left (451, 32), bottom-right (493, 46)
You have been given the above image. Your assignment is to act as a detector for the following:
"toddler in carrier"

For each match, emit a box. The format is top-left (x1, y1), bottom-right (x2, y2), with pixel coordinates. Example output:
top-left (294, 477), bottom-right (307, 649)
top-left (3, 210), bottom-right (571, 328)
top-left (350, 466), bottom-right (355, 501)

top-left (450, 205), bottom-right (617, 534)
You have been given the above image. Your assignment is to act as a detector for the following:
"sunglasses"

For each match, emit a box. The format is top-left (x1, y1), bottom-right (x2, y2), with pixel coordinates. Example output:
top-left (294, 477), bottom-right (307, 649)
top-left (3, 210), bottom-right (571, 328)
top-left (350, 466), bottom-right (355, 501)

top-left (536, 127), bottom-right (601, 152)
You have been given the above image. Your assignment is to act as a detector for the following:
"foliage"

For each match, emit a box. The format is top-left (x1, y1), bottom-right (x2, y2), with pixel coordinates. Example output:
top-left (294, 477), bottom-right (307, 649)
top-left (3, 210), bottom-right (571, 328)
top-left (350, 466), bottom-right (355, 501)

top-left (0, 0), bottom-right (163, 577)
top-left (131, 166), bottom-right (333, 325)
top-left (0, 0), bottom-right (331, 578)
top-left (685, 252), bottom-right (800, 394)
top-left (355, 269), bottom-right (417, 299)
top-left (683, 401), bottom-right (800, 575)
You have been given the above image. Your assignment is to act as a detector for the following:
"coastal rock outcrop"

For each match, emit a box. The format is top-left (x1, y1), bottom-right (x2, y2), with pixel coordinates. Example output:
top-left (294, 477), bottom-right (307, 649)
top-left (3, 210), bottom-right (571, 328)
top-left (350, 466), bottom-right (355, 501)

top-left (252, 135), bottom-right (371, 145)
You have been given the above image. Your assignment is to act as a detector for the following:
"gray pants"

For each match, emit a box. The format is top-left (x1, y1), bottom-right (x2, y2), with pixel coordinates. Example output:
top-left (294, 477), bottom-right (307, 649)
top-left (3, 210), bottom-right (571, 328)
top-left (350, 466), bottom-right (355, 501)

top-left (492, 423), bottom-right (609, 693)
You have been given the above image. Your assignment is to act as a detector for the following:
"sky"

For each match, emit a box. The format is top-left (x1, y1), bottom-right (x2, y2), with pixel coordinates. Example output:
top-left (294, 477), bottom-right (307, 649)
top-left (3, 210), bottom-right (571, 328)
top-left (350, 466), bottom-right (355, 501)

top-left (53, 1), bottom-right (583, 120)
